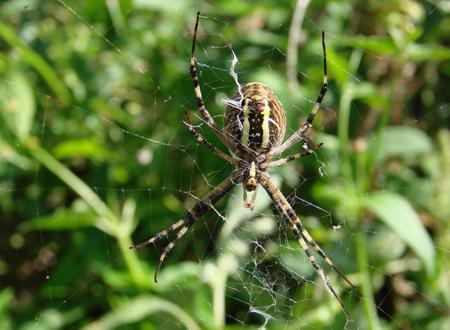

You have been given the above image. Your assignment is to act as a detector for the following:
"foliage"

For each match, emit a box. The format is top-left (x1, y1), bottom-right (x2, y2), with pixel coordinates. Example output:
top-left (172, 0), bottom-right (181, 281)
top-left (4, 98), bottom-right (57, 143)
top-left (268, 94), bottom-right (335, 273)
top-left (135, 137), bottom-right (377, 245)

top-left (1, 0), bottom-right (449, 329)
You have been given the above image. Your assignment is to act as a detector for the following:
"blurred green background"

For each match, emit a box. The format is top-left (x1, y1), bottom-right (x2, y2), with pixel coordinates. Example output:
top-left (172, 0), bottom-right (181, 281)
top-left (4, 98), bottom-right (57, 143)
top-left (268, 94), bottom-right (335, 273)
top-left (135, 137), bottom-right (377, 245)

top-left (1, 0), bottom-right (449, 329)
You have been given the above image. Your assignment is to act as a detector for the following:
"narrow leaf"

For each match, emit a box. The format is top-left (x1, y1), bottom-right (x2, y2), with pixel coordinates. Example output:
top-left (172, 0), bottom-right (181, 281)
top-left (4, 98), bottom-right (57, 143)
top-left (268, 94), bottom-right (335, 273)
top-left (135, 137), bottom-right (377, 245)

top-left (52, 138), bottom-right (108, 161)
top-left (82, 295), bottom-right (200, 330)
top-left (0, 22), bottom-right (70, 102)
top-left (20, 208), bottom-right (96, 231)
top-left (0, 70), bottom-right (35, 142)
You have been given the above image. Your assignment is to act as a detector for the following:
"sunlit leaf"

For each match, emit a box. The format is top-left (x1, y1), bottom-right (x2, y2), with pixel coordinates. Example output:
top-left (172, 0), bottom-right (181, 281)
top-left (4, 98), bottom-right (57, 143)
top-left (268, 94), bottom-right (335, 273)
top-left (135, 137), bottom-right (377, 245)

top-left (82, 295), bottom-right (200, 330)
top-left (374, 126), bottom-right (433, 162)
top-left (339, 35), bottom-right (450, 62)
top-left (0, 139), bottom-right (32, 170)
top-left (363, 191), bottom-right (435, 275)
top-left (19, 307), bottom-right (84, 330)
top-left (404, 43), bottom-right (450, 62)
top-left (339, 36), bottom-right (398, 55)
top-left (0, 70), bottom-right (35, 142)
top-left (52, 138), bottom-right (108, 161)
top-left (0, 289), bottom-right (13, 330)
top-left (0, 22), bottom-right (70, 102)
top-left (20, 208), bottom-right (96, 231)
top-left (152, 262), bottom-right (202, 292)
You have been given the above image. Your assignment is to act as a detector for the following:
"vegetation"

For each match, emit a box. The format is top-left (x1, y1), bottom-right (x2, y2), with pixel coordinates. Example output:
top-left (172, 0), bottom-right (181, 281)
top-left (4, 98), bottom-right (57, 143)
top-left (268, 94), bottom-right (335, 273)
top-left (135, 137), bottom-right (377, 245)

top-left (1, 0), bottom-right (449, 329)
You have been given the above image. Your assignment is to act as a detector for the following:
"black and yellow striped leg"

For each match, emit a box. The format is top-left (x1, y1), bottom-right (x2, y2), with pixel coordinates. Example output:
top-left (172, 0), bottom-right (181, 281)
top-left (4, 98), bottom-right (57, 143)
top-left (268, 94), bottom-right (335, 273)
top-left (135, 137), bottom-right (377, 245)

top-left (266, 143), bottom-right (323, 169)
top-left (272, 31), bottom-right (328, 157)
top-left (260, 173), bottom-right (351, 315)
top-left (131, 219), bottom-right (185, 249)
top-left (298, 226), bottom-right (357, 291)
top-left (183, 112), bottom-right (236, 165)
top-left (133, 170), bottom-right (244, 282)
top-left (190, 12), bottom-right (235, 153)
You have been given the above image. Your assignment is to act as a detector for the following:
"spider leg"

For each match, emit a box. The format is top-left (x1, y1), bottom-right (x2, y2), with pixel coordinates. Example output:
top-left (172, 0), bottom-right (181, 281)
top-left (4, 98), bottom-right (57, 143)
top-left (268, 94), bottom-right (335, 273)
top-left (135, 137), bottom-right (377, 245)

top-left (265, 143), bottom-right (323, 169)
top-left (183, 112), bottom-right (236, 165)
top-left (271, 31), bottom-right (328, 157)
top-left (191, 12), bottom-right (235, 153)
top-left (132, 170), bottom-right (244, 282)
top-left (298, 225), bottom-right (357, 290)
top-left (131, 219), bottom-right (185, 249)
top-left (260, 173), bottom-right (351, 315)
top-left (265, 174), bottom-right (356, 290)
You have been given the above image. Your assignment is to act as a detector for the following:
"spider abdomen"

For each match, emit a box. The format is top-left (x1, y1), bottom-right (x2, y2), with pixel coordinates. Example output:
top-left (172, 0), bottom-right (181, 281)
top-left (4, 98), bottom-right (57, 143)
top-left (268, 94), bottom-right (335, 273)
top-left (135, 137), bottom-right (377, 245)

top-left (224, 82), bottom-right (286, 159)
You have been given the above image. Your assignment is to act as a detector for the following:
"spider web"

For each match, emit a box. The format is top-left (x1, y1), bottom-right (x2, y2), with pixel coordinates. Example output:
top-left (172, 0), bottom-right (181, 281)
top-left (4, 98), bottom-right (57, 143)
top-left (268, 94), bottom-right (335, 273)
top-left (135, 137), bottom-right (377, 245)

top-left (1, 1), bottom-right (449, 329)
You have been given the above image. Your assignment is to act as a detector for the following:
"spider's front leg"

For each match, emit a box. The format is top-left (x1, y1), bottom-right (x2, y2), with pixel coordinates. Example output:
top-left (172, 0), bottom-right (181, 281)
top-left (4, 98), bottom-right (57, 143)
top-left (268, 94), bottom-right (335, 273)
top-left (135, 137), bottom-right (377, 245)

top-left (271, 30), bottom-right (328, 157)
top-left (183, 112), bottom-right (236, 165)
top-left (265, 142), bottom-right (323, 169)
top-left (190, 11), bottom-right (236, 154)
top-left (131, 170), bottom-right (244, 282)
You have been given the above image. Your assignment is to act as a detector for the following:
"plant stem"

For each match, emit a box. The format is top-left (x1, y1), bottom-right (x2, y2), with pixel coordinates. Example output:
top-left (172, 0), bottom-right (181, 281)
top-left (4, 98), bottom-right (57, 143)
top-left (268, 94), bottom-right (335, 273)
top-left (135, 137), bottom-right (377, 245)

top-left (30, 144), bottom-right (118, 228)
top-left (355, 233), bottom-right (381, 330)
top-left (117, 234), bottom-right (147, 288)
top-left (29, 143), bottom-right (146, 286)
top-left (338, 87), bottom-right (353, 181)
top-left (213, 275), bottom-right (226, 329)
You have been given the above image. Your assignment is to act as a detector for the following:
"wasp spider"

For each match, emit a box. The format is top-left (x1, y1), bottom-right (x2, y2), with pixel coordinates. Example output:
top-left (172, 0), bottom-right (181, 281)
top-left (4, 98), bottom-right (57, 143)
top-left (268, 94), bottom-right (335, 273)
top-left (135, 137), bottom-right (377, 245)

top-left (132, 12), bottom-right (356, 314)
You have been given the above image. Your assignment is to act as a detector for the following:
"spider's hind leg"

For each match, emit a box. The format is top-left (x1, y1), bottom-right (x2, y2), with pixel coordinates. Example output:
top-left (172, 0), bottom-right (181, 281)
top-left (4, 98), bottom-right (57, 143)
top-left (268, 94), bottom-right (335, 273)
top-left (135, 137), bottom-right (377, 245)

top-left (260, 173), bottom-right (352, 315)
top-left (131, 219), bottom-right (185, 249)
top-left (290, 220), bottom-right (349, 316)
top-left (131, 171), bottom-right (244, 282)
top-left (299, 226), bottom-right (357, 290)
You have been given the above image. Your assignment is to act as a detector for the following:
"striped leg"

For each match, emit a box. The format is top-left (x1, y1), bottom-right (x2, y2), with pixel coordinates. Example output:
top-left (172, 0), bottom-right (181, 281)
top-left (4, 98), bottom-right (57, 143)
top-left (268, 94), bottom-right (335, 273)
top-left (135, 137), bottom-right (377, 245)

top-left (131, 219), bottom-right (185, 249)
top-left (299, 225), bottom-right (356, 290)
top-left (260, 173), bottom-right (351, 315)
top-left (191, 12), bottom-right (235, 153)
top-left (132, 170), bottom-right (243, 282)
top-left (266, 143), bottom-right (323, 169)
top-left (272, 31), bottom-right (328, 157)
top-left (183, 112), bottom-right (236, 164)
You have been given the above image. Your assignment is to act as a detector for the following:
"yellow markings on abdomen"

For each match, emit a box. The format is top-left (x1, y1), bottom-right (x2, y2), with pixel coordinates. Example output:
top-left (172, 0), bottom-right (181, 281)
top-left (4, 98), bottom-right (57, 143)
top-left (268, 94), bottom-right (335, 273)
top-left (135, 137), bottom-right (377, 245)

top-left (260, 99), bottom-right (271, 149)
top-left (241, 98), bottom-right (251, 146)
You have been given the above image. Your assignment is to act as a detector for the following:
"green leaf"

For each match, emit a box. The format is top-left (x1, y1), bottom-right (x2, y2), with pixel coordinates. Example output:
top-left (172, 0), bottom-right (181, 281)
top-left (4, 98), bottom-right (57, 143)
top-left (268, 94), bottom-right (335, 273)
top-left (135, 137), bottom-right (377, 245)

top-left (339, 36), bottom-right (450, 62)
top-left (0, 288), bottom-right (13, 330)
top-left (82, 295), bottom-right (200, 330)
top-left (363, 191), bottom-right (435, 275)
top-left (0, 139), bottom-right (32, 170)
top-left (20, 208), bottom-right (96, 231)
top-left (327, 47), bottom-right (350, 88)
top-left (339, 36), bottom-right (398, 55)
top-left (374, 126), bottom-right (433, 162)
top-left (0, 22), bottom-right (70, 102)
top-left (0, 70), bottom-right (35, 142)
top-left (151, 262), bottom-right (202, 292)
top-left (404, 43), bottom-right (450, 62)
top-left (279, 247), bottom-right (315, 278)
top-left (18, 307), bottom-right (84, 330)
top-left (350, 82), bottom-right (386, 107)
top-left (52, 138), bottom-right (108, 161)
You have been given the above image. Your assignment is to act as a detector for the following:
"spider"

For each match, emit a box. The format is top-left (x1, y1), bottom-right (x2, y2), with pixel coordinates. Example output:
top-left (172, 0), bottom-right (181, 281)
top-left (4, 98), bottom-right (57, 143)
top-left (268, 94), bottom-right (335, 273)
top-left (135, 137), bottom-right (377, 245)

top-left (132, 12), bottom-right (356, 314)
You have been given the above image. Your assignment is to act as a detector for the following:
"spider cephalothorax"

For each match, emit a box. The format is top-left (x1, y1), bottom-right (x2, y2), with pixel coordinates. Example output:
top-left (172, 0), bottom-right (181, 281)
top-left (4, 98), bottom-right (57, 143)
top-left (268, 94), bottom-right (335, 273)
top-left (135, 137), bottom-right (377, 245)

top-left (132, 12), bottom-right (357, 315)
